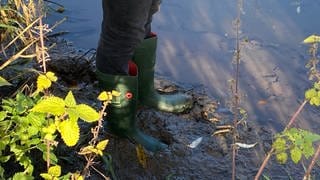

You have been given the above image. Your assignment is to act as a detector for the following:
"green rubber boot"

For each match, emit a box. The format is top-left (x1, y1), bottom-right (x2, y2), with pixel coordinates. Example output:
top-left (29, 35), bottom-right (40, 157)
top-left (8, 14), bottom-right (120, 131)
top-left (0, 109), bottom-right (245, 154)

top-left (133, 35), bottom-right (193, 113)
top-left (96, 70), bottom-right (167, 152)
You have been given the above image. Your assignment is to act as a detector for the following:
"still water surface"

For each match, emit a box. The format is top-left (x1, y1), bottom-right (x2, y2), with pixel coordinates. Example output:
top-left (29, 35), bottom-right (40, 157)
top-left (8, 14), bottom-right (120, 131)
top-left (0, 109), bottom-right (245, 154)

top-left (47, 0), bottom-right (320, 131)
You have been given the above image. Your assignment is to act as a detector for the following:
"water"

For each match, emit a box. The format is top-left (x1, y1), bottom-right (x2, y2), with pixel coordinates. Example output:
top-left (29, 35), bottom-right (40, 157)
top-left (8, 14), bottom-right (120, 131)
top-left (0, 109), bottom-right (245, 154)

top-left (46, 0), bottom-right (102, 49)
top-left (47, 0), bottom-right (320, 132)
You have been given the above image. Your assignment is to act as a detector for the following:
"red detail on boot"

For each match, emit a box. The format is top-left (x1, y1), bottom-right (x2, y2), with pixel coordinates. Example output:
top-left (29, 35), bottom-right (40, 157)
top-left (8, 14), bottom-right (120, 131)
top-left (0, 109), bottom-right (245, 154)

top-left (125, 92), bottom-right (133, 99)
top-left (145, 32), bottom-right (157, 39)
top-left (128, 60), bottom-right (138, 76)
top-left (149, 32), bottom-right (157, 37)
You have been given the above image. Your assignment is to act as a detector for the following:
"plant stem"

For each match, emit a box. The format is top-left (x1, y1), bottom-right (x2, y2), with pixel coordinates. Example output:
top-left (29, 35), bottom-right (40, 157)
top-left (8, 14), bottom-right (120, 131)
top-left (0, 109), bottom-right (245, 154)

top-left (303, 144), bottom-right (320, 179)
top-left (232, 1), bottom-right (242, 180)
top-left (39, 17), bottom-right (47, 73)
top-left (46, 139), bottom-right (50, 170)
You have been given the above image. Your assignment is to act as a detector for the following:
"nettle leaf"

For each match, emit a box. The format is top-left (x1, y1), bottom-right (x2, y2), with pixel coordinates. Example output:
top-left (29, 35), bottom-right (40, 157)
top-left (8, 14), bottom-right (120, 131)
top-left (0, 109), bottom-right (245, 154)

top-left (314, 82), bottom-right (320, 90)
top-left (71, 173), bottom-right (84, 180)
top-left (0, 111), bottom-right (6, 121)
top-left (305, 88), bottom-right (317, 100)
top-left (66, 107), bottom-right (79, 122)
top-left (37, 74), bottom-right (52, 91)
top-left (31, 97), bottom-right (65, 116)
top-left (310, 97), bottom-right (320, 106)
top-left (301, 129), bottom-right (320, 142)
top-left (290, 147), bottom-right (302, 164)
top-left (0, 76), bottom-right (12, 87)
top-left (303, 35), bottom-right (320, 44)
top-left (48, 165), bottom-right (61, 177)
top-left (96, 139), bottom-right (109, 151)
top-left (12, 172), bottom-right (34, 180)
top-left (40, 173), bottom-right (52, 180)
top-left (272, 137), bottom-right (286, 153)
top-left (75, 104), bottom-right (99, 122)
top-left (79, 145), bottom-right (99, 155)
top-left (41, 151), bottom-right (58, 165)
top-left (42, 123), bottom-right (57, 135)
top-left (45, 72), bottom-right (58, 82)
top-left (276, 152), bottom-right (288, 164)
top-left (21, 156), bottom-right (34, 174)
top-left (27, 126), bottom-right (39, 137)
top-left (65, 91), bottom-right (76, 107)
top-left (0, 166), bottom-right (4, 178)
top-left (285, 128), bottom-right (301, 143)
top-left (59, 120), bottom-right (80, 147)
top-left (302, 142), bottom-right (315, 159)
top-left (97, 91), bottom-right (109, 101)
top-left (26, 112), bottom-right (45, 127)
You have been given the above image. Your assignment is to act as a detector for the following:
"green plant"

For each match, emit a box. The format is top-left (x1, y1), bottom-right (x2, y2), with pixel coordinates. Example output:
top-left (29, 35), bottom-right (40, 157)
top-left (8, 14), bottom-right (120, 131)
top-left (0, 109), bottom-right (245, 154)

top-left (255, 35), bottom-right (320, 179)
top-left (273, 128), bottom-right (320, 164)
top-left (1, 0), bottom-right (115, 178)
top-left (0, 70), bottom-right (119, 179)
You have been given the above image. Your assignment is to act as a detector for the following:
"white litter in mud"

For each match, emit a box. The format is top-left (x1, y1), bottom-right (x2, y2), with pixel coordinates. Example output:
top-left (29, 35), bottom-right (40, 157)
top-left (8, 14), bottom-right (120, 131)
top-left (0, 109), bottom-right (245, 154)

top-left (188, 137), bottom-right (203, 148)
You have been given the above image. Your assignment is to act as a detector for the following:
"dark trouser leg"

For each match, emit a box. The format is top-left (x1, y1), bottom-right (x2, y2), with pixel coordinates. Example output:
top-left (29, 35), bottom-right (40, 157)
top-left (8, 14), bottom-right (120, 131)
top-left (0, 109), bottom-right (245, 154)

top-left (96, 0), bottom-right (155, 75)
top-left (144, 0), bottom-right (161, 37)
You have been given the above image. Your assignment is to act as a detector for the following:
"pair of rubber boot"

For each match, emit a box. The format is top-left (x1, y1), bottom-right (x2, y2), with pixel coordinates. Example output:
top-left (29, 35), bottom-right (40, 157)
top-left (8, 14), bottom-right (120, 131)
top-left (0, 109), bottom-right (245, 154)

top-left (96, 35), bottom-right (192, 152)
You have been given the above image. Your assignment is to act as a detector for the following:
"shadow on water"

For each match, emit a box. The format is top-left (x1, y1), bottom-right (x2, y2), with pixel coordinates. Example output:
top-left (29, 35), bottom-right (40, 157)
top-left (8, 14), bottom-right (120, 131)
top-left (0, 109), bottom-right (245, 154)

top-left (47, 0), bottom-right (320, 132)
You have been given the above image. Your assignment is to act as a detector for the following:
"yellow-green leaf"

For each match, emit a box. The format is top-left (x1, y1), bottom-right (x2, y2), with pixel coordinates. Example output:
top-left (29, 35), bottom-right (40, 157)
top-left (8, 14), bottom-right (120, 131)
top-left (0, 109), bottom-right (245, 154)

top-left (305, 88), bottom-right (317, 100)
top-left (78, 145), bottom-right (98, 155)
top-left (37, 74), bottom-right (51, 91)
top-left (40, 173), bottom-right (53, 180)
top-left (44, 133), bottom-right (54, 141)
top-left (65, 91), bottom-right (77, 107)
top-left (48, 165), bottom-right (61, 177)
top-left (96, 139), bottom-right (109, 151)
top-left (98, 91), bottom-right (109, 101)
top-left (46, 71), bottom-right (58, 82)
top-left (135, 144), bottom-right (147, 168)
top-left (59, 120), bottom-right (80, 146)
top-left (42, 123), bottom-right (57, 134)
top-left (0, 76), bottom-right (12, 87)
top-left (276, 152), bottom-right (288, 164)
top-left (303, 35), bottom-right (320, 44)
top-left (290, 147), bottom-right (302, 164)
top-left (76, 104), bottom-right (100, 122)
top-left (66, 107), bottom-right (79, 122)
top-left (71, 173), bottom-right (84, 180)
top-left (31, 97), bottom-right (66, 116)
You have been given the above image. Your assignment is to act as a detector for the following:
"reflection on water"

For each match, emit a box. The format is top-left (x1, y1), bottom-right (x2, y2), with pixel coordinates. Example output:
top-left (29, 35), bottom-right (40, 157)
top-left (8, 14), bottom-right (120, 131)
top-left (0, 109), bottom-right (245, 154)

top-left (47, 0), bottom-right (320, 131)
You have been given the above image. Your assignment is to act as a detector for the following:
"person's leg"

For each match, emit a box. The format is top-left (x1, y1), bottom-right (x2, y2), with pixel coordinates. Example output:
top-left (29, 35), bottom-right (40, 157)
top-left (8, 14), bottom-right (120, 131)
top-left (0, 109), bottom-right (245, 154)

top-left (133, 0), bottom-right (193, 113)
top-left (96, 0), bottom-right (153, 75)
top-left (144, 0), bottom-right (161, 37)
top-left (96, 0), bottom-right (167, 152)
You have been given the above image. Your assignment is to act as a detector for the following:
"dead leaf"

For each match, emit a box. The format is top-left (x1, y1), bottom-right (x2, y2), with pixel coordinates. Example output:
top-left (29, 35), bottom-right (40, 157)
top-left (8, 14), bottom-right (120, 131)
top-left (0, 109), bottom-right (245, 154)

top-left (135, 144), bottom-right (147, 168)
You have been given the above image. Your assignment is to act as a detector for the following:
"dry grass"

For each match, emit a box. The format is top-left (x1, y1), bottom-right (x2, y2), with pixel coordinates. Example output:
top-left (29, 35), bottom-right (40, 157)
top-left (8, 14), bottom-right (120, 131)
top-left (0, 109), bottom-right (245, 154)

top-left (0, 0), bottom-right (46, 70)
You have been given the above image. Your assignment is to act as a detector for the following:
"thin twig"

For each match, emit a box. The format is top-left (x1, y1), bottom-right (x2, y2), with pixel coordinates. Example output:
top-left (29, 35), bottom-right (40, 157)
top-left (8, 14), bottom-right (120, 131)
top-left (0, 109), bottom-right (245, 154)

top-left (39, 17), bottom-right (46, 73)
top-left (284, 100), bottom-right (307, 130)
top-left (232, 1), bottom-right (243, 180)
top-left (91, 165), bottom-right (110, 180)
top-left (0, 39), bottom-right (37, 70)
top-left (46, 140), bottom-right (50, 170)
top-left (303, 144), bottom-right (320, 179)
